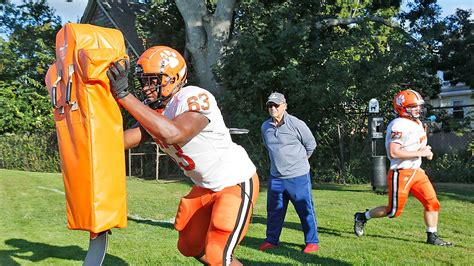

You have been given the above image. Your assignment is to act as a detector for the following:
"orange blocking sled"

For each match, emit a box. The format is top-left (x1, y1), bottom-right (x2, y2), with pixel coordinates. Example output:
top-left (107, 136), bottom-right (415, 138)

top-left (45, 23), bottom-right (128, 233)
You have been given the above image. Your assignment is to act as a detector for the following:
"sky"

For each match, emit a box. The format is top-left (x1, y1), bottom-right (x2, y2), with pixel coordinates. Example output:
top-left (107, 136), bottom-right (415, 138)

top-left (407, 0), bottom-right (474, 18)
top-left (9, 0), bottom-right (88, 23)
top-left (9, 0), bottom-right (474, 23)
top-left (48, 0), bottom-right (88, 23)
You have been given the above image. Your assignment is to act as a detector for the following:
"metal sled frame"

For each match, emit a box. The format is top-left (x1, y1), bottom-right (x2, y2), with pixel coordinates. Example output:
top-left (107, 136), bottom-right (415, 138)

top-left (83, 231), bottom-right (109, 266)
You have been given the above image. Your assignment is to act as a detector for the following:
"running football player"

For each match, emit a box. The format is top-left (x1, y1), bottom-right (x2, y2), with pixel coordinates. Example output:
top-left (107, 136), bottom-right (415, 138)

top-left (353, 89), bottom-right (453, 246)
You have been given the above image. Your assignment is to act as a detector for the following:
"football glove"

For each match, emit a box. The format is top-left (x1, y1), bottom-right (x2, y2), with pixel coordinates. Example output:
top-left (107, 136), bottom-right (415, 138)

top-left (107, 58), bottom-right (130, 99)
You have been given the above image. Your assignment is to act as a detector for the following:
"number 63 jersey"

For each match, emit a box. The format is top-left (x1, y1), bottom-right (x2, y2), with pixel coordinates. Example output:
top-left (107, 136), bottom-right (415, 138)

top-left (158, 86), bottom-right (256, 191)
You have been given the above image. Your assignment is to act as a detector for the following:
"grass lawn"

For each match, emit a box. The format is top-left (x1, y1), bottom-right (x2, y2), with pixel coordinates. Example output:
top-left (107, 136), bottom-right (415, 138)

top-left (0, 169), bottom-right (472, 265)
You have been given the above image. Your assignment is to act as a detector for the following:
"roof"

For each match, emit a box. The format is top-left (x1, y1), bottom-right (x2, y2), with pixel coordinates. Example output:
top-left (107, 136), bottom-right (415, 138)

top-left (80, 0), bottom-right (146, 58)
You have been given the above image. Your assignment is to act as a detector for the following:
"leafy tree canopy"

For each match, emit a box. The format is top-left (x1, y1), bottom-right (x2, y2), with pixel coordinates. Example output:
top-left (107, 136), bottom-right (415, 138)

top-left (135, 0), bottom-right (185, 52)
top-left (437, 9), bottom-right (473, 87)
top-left (0, 0), bottom-right (61, 134)
top-left (216, 0), bottom-right (468, 180)
top-left (135, 0), bottom-right (471, 181)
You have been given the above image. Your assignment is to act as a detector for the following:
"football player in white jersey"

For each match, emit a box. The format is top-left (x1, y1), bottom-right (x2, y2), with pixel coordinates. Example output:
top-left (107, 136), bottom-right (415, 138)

top-left (107, 46), bottom-right (259, 265)
top-left (353, 89), bottom-right (453, 246)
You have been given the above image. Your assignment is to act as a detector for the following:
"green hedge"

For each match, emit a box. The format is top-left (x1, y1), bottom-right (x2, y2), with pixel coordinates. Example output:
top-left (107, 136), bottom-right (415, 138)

top-left (0, 132), bottom-right (471, 183)
top-left (425, 149), bottom-right (474, 183)
top-left (0, 133), bottom-right (60, 172)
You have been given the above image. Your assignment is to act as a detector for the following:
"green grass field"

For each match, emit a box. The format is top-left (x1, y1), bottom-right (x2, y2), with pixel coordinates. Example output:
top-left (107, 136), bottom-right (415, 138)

top-left (0, 169), bottom-right (472, 265)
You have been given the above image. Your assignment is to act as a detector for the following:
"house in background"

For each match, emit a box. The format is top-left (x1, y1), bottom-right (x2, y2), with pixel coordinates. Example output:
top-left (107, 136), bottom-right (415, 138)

top-left (80, 0), bottom-right (146, 60)
top-left (429, 71), bottom-right (474, 129)
top-left (424, 71), bottom-right (473, 154)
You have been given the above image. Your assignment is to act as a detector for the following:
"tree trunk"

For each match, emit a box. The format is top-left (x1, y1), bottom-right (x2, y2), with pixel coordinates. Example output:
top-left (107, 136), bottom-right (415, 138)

top-left (337, 123), bottom-right (346, 183)
top-left (175, 0), bottom-right (236, 94)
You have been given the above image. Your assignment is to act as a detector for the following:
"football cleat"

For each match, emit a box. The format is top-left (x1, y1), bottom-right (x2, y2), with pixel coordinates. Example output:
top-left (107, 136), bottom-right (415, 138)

top-left (353, 212), bottom-right (367, 238)
top-left (426, 232), bottom-right (453, 246)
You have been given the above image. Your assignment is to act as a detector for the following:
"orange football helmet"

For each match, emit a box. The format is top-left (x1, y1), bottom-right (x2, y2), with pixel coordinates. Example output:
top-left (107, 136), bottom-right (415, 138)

top-left (393, 89), bottom-right (425, 118)
top-left (135, 46), bottom-right (187, 108)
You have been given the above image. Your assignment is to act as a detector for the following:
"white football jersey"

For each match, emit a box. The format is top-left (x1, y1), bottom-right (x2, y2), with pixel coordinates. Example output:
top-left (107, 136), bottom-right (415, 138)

top-left (156, 86), bottom-right (256, 191)
top-left (385, 117), bottom-right (427, 170)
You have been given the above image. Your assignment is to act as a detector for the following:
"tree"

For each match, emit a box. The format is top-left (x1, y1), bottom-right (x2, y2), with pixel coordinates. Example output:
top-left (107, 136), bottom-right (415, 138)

top-left (0, 0), bottom-right (61, 134)
top-left (216, 0), bottom-right (441, 181)
top-left (135, 0), bottom-right (186, 52)
top-left (174, 0), bottom-right (237, 93)
top-left (400, 1), bottom-right (473, 88)
top-left (136, 0), bottom-right (237, 93)
top-left (136, 0), bottom-right (471, 181)
top-left (0, 79), bottom-right (54, 134)
top-left (137, 0), bottom-right (404, 96)
top-left (437, 9), bottom-right (473, 87)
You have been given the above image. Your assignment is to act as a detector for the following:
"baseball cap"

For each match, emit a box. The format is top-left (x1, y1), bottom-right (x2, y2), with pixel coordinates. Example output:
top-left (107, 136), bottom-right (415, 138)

top-left (267, 92), bottom-right (286, 104)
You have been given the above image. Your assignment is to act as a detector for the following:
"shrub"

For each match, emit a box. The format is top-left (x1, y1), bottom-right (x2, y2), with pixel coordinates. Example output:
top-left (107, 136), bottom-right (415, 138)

top-left (0, 133), bottom-right (60, 172)
top-left (425, 149), bottom-right (473, 183)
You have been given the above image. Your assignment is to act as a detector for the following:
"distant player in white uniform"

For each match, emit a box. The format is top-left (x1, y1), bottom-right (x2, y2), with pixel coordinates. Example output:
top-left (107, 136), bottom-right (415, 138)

top-left (107, 46), bottom-right (259, 265)
top-left (353, 89), bottom-right (452, 246)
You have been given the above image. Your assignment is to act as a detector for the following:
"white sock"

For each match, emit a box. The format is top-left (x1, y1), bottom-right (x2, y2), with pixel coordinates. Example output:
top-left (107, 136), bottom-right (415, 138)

top-left (426, 227), bottom-right (437, 233)
top-left (365, 211), bottom-right (371, 220)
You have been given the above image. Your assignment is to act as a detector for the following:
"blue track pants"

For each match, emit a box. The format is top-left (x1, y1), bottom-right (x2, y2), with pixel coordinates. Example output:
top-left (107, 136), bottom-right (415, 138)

top-left (265, 172), bottom-right (319, 245)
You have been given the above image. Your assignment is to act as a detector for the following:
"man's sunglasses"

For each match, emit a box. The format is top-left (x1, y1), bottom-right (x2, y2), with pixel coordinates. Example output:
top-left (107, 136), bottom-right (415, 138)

top-left (266, 103), bottom-right (280, 108)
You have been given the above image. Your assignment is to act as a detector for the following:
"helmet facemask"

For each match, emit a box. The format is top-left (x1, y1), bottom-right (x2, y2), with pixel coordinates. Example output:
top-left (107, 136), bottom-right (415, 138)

top-left (135, 46), bottom-right (188, 109)
top-left (136, 68), bottom-right (177, 109)
top-left (403, 104), bottom-right (424, 119)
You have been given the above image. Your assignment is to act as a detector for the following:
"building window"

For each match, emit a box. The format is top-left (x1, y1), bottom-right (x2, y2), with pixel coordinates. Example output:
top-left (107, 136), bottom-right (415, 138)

top-left (452, 100), bottom-right (464, 119)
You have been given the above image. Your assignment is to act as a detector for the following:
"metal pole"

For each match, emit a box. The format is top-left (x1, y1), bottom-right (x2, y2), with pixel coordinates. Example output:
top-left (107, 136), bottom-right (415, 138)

top-left (128, 150), bottom-right (131, 177)
top-left (155, 143), bottom-right (160, 181)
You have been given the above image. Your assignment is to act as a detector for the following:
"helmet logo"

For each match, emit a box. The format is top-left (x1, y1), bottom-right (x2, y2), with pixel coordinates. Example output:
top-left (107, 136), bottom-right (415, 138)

top-left (395, 94), bottom-right (405, 106)
top-left (159, 50), bottom-right (180, 70)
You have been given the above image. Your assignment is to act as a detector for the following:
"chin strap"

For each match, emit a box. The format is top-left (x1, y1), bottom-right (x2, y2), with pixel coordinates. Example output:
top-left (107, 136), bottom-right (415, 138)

top-left (148, 83), bottom-right (185, 110)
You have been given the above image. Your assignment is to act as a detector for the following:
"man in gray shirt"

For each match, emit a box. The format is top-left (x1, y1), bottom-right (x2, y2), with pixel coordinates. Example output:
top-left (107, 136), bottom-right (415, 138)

top-left (259, 92), bottom-right (320, 253)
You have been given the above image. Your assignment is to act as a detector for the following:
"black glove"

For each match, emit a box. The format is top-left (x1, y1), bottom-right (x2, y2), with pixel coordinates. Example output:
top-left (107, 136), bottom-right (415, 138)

top-left (107, 58), bottom-right (130, 99)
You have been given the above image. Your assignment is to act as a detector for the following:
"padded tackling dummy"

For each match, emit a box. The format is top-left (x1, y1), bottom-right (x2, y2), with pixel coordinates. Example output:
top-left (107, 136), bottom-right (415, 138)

top-left (45, 23), bottom-right (128, 233)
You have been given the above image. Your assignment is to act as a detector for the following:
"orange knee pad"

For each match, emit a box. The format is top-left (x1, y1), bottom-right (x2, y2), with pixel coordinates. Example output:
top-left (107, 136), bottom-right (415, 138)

top-left (423, 197), bottom-right (440, 212)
